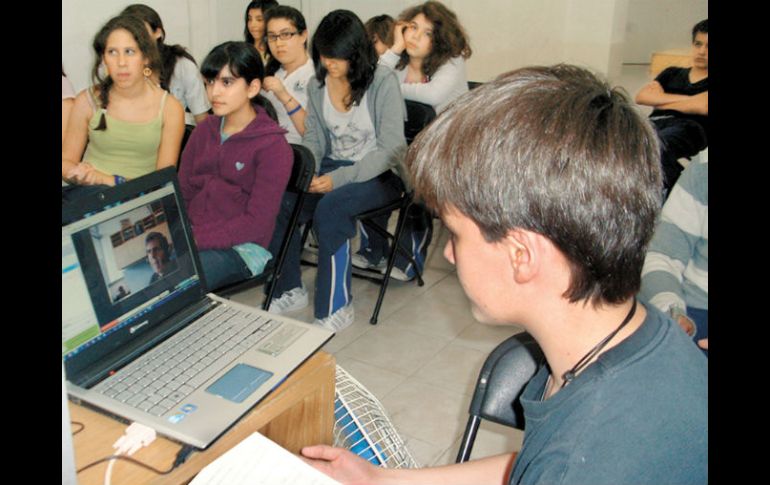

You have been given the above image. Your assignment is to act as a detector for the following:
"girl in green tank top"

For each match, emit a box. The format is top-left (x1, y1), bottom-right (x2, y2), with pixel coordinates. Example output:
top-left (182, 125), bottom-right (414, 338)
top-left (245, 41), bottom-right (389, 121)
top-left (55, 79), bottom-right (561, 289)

top-left (62, 14), bottom-right (184, 189)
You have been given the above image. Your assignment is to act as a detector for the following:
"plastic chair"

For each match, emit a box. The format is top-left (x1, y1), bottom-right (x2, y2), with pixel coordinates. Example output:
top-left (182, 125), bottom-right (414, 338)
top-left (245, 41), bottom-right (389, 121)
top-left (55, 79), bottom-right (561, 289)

top-left (215, 144), bottom-right (315, 311)
top-left (176, 124), bottom-right (195, 170)
top-left (455, 332), bottom-right (545, 463)
top-left (358, 100), bottom-right (437, 324)
top-left (403, 100), bottom-right (436, 145)
top-left (353, 189), bottom-right (426, 324)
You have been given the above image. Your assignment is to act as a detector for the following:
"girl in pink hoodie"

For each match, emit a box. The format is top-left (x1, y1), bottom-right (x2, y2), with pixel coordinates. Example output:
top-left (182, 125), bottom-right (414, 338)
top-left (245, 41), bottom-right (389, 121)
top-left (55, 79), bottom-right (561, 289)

top-left (178, 41), bottom-right (292, 291)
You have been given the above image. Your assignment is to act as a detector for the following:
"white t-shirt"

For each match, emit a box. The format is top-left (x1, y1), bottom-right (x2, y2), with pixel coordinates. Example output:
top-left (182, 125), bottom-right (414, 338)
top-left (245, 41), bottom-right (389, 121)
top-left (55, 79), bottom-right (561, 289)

top-left (170, 57), bottom-right (211, 126)
top-left (378, 49), bottom-right (468, 114)
top-left (323, 89), bottom-right (376, 162)
top-left (264, 57), bottom-right (315, 144)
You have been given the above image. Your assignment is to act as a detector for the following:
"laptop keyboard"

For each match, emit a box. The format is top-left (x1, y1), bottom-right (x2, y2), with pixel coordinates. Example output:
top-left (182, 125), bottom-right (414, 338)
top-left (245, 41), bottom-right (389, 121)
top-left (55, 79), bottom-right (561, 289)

top-left (94, 304), bottom-right (282, 417)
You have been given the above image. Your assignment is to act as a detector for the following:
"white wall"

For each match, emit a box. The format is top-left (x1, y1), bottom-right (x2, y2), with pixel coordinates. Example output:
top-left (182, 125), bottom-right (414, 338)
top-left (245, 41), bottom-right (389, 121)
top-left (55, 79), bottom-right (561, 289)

top-left (62, 0), bottom-right (705, 92)
top-left (62, 0), bottom-right (282, 92)
top-left (623, 0), bottom-right (708, 64)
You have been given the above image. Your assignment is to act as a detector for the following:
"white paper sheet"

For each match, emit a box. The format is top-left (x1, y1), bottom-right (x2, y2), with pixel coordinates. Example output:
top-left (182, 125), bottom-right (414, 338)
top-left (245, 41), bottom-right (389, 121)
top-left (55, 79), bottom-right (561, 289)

top-left (190, 432), bottom-right (342, 485)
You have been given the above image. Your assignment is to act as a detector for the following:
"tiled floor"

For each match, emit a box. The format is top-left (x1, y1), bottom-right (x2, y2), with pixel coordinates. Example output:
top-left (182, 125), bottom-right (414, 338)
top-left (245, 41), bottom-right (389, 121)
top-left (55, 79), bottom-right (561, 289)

top-left (228, 64), bottom-right (652, 468)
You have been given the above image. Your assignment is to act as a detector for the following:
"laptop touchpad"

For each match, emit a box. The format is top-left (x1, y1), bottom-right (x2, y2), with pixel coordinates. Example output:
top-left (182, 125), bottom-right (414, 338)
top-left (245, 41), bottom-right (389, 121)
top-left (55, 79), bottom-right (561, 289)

top-left (205, 363), bottom-right (274, 403)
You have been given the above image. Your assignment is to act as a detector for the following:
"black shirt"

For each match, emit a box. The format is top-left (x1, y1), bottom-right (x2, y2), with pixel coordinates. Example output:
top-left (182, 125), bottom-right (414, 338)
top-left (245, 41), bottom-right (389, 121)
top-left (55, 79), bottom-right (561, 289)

top-left (650, 67), bottom-right (708, 138)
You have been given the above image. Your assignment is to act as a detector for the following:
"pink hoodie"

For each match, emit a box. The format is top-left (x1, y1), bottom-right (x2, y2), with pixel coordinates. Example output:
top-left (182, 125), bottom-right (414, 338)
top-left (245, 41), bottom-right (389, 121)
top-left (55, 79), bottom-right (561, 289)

top-left (178, 108), bottom-right (292, 250)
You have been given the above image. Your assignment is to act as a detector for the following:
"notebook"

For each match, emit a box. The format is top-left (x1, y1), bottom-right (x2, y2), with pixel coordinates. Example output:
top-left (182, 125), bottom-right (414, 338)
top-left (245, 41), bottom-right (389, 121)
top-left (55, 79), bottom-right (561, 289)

top-left (62, 168), bottom-right (333, 449)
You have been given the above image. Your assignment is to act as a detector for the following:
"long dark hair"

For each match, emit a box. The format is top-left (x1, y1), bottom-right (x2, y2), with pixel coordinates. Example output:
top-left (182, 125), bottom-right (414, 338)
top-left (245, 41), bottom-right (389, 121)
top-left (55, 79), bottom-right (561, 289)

top-left (396, 1), bottom-right (471, 79)
top-left (121, 4), bottom-right (197, 91)
top-left (311, 10), bottom-right (377, 109)
top-left (91, 14), bottom-right (161, 130)
top-left (200, 41), bottom-right (278, 121)
top-left (243, 0), bottom-right (279, 45)
top-left (263, 5), bottom-right (308, 76)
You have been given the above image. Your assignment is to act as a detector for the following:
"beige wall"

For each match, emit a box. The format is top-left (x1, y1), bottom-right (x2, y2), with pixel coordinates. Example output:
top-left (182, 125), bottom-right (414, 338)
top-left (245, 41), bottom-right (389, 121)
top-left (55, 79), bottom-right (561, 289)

top-left (62, 0), bottom-right (704, 93)
top-left (623, 0), bottom-right (708, 64)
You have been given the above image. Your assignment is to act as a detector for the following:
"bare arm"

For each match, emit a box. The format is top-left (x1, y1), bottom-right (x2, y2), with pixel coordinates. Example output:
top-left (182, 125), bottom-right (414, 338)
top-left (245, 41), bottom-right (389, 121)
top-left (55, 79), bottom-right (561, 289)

top-left (635, 82), bottom-right (708, 115)
top-left (301, 445), bottom-right (515, 485)
top-left (156, 95), bottom-right (185, 170)
top-left (389, 21), bottom-right (408, 55)
top-left (657, 91), bottom-right (708, 115)
top-left (193, 112), bottom-right (209, 124)
top-left (635, 81), bottom-right (690, 107)
top-left (263, 76), bottom-right (307, 136)
top-left (61, 91), bottom-right (92, 183)
top-left (62, 98), bottom-right (74, 145)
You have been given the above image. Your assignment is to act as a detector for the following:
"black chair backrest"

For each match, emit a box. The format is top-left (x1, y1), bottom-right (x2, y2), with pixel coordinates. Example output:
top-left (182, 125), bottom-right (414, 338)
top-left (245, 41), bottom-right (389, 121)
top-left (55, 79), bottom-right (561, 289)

top-left (287, 144), bottom-right (315, 194)
top-left (177, 124), bottom-right (195, 170)
top-left (404, 100), bottom-right (437, 145)
top-left (469, 332), bottom-right (545, 429)
top-left (467, 81), bottom-right (483, 90)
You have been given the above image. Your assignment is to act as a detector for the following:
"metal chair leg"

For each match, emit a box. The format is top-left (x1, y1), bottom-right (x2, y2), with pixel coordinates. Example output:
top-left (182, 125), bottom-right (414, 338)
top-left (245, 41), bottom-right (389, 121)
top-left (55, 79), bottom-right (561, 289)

top-left (455, 415), bottom-right (481, 463)
top-left (370, 199), bottom-right (413, 324)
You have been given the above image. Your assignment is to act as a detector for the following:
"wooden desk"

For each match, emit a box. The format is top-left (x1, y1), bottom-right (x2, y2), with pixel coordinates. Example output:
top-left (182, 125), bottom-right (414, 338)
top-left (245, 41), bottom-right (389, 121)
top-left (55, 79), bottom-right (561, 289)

top-left (71, 351), bottom-right (336, 485)
top-left (649, 48), bottom-right (691, 78)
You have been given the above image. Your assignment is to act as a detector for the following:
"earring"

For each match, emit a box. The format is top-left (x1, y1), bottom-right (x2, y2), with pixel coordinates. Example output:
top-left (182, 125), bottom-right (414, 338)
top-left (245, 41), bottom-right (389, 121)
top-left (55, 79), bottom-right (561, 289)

top-left (143, 66), bottom-right (152, 78)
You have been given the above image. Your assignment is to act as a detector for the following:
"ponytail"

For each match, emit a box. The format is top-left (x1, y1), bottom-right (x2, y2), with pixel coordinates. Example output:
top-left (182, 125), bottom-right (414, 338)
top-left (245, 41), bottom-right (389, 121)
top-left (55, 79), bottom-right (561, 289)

top-left (252, 93), bottom-right (278, 122)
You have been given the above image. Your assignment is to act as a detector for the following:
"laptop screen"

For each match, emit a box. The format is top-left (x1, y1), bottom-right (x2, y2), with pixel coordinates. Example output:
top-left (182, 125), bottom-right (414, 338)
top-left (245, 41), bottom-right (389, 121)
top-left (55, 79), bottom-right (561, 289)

top-left (62, 170), bottom-right (208, 385)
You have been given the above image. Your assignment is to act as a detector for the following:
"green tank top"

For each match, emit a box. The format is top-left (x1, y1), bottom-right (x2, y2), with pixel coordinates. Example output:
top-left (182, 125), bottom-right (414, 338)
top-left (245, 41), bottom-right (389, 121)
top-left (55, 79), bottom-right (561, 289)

top-left (84, 89), bottom-right (167, 179)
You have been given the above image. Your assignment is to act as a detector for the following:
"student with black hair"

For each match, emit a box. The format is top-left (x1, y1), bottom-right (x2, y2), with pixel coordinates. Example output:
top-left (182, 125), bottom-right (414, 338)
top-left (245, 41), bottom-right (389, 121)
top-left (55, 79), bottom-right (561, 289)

top-left (261, 5), bottom-right (313, 144)
top-left (178, 41), bottom-right (292, 291)
top-left (244, 0), bottom-right (280, 66)
top-left (265, 10), bottom-right (407, 332)
top-left (636, 19), bottom-right (708, 196)
top-left (121, 4), bottom-right (211, 125)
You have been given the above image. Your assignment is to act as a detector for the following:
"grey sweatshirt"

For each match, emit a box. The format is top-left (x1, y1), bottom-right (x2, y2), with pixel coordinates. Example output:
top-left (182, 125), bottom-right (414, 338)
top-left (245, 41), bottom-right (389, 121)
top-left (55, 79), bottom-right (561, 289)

top-left (301, 64), bottom-right (407, 188)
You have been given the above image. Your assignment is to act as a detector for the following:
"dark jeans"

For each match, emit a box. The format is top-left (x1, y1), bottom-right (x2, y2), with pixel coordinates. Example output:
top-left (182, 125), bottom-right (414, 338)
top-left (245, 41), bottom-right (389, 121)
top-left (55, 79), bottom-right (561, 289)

top-left (357, 204), bottom-right (433, 279)
top-left (198, 248), bottom-right (254, 292)
top-left (267, 159), bottom-right (404, 318)
top-left (651, 116), bottom-right (707, 195)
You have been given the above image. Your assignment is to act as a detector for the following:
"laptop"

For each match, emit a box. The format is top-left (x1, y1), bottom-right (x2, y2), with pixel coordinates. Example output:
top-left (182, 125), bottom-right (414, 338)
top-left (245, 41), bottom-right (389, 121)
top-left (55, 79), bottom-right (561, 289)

top-left (62, 168), bottom-right (334, 449)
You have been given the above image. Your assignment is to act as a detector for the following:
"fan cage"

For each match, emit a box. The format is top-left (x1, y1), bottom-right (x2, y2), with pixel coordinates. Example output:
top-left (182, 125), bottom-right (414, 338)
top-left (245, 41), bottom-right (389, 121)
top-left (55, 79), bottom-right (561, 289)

top-left (333, 365), bottom-right (419, 469)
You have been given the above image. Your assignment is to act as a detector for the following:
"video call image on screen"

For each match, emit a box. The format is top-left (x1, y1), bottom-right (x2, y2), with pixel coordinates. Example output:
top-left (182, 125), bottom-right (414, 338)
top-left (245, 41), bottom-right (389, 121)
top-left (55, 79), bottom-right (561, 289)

top-left (67, 189), bottom-right (200, 333)
top-left (63, 184), bottom-right (205, 362)
top-left (90, 202), bottom-right (179, 304)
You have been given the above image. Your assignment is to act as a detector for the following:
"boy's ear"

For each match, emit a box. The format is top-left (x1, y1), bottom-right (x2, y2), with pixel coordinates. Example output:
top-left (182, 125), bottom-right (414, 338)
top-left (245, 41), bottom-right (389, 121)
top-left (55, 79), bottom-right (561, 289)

top-left (504, 229), bottom-right (539, 284)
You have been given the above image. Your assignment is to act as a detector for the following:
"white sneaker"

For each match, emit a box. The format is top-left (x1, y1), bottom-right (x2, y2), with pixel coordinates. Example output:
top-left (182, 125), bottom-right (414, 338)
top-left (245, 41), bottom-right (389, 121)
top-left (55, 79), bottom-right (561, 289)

top-left (314, 304), bottom-right (355, 332)
top-left (266, 287), bottom-right (309, 314)
top-left (351, 253), bottom-right (387, 271)
top-left (387, 266), bottom-right (415, 282)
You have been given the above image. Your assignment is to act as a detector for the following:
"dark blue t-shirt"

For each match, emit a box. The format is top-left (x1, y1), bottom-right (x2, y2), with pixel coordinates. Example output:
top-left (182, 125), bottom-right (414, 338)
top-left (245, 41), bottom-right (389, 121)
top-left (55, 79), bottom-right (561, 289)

top-left (509, 303), bottom-right (707, 485)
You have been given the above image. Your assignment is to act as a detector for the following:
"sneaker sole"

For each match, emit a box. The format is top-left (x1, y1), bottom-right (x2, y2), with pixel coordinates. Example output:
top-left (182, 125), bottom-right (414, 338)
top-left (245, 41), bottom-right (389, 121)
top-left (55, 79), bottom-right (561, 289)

top-left (385, 268), bottom-right (415, 282)
top-left (266, 295), bottom-right (309, 314)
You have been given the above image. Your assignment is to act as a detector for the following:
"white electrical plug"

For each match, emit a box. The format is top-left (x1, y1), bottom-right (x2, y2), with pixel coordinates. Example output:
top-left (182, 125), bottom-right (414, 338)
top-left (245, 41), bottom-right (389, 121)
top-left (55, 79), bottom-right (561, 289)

top-left (113, 422), bottom-right (157, 456)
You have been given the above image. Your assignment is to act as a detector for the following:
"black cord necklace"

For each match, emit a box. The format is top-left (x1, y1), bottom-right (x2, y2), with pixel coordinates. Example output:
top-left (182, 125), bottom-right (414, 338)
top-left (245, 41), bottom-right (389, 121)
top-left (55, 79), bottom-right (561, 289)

top-left (560, 297), bottom-right (637, 388)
